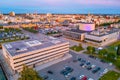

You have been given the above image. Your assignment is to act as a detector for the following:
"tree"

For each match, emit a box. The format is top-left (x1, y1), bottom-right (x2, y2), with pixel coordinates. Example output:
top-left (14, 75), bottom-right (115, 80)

top-left (78, 44), bottom-right (82, 48)
top-left (107, 52), bottom-right (116, 59)
top-left (8, 21), bottom-right (12, 25)
top-left (99, 49), bottom-right (107, 57)
top-left (87, 46), bottom-right (95, 54)
top-left (0, 25), bottom-right (3, 29)
top-left (117, 44), bottom-right (120, 56)
top-left (18, 65), bottom-right (43, 80)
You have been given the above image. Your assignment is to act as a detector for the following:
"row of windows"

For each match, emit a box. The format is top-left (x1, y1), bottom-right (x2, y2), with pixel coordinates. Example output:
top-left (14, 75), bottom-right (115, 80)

top-left (85, 38), bottom-right (102, 43)
top-left (13, 44), bottom-right (69, 60)
top-left (13, 47), bottom-right (68, 64)
top-left (14, 52), bottom-right (66, 68)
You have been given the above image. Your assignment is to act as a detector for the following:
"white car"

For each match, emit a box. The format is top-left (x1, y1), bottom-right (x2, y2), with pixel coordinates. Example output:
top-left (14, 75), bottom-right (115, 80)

top-left (91, 65), bottom-right (96, 68)
top-left (99, 68), bottom-right (109, 76)
top-left (88, 78), bottom-right (94, 80)
top-left (103, 68), bottom-right (109, 74)
top-left (79, 75), bottom-right (85, 79)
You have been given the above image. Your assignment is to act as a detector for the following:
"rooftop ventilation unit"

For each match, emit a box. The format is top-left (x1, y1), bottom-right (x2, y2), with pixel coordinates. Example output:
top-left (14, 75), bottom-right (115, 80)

top-left (5, 44), bottom-right (12, 49)
top-left (51, 40), bottom-right (61, 44)
top-left (16, 48), bottom-right (27, 52)
top-left (26, 40), bottom-right (42, 47)
top-left (49, 36), bottom-right (57, 40)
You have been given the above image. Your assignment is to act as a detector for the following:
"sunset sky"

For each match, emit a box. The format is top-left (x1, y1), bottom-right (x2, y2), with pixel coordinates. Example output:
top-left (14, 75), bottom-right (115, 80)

top-left (0, 0), bottom-right (120, 14)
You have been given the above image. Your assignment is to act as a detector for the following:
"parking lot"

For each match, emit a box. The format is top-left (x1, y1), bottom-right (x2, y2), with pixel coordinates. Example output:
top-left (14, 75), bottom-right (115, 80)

top-left (21, 31), bottom-right (114, 80)
top-left (38, 51), bottom-right (114, 80)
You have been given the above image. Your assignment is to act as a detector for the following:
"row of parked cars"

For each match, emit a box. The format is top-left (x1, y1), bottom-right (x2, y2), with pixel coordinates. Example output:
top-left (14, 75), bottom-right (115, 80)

top-left (60, 66), bottom-right (73, 78)
top-left (77, 57), bottom-right (109, 80)
top-left (78, 57), bottom-right (101, 73)
top-left (42, 56), bottom-right (109, 80)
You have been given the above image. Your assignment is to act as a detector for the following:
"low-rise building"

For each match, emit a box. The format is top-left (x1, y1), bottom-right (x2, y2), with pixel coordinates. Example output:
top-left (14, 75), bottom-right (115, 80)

top-left (2, 36), bottom-right (69, 72)
top-left (85, 28), bottom-right (120, 46)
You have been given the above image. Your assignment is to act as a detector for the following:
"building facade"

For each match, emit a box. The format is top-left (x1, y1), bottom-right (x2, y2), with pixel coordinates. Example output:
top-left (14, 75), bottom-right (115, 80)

top-left (85, 28), bottom-right (120, 46)
top-left (2, 37), bottom-right (69, 72)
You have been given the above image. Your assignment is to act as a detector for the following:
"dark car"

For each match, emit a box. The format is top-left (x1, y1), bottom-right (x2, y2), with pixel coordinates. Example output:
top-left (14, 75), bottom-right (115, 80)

top-left (73, 59), bottom-right (77, 62)
top-left (43, 75), bottom-right (48, 80)
top-left (92, 67), bottom-right (101, 73)
top-left (80, 63), bottom-right (84, 66)
top-left (81, 59), bottom-right (86, 63)
top-left (86, 62), bottom-right (91, 65)
top-left (60, 67), bottom-right (73, 76)
top-left (100, 59), bottom-right (107, 63)
top-left (70, 77), bottom-right (76, 80)
top-left (78, 58), bottom-right (82, 61)
top-left (87, 66), bottom-right (92, 70)
top-left (89, 55), bottom-right (96, 59)
top-left (65, 67), bottom-right (73, 73)
top-left (47, 70), bottom-right (53, 74)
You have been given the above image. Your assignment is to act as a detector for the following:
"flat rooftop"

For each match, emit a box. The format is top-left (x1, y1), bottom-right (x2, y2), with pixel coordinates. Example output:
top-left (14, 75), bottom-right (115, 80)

top-left (87, 28), bottom-right (120, 37)
top-left (65, 29), bottom-right (92, 34)
top-left (3, 36), bottom-right (68, 56)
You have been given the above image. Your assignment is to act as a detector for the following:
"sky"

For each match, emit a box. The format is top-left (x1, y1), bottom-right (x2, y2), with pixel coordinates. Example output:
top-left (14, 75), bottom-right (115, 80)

top-left (0, 0), bottom-right (120, 14)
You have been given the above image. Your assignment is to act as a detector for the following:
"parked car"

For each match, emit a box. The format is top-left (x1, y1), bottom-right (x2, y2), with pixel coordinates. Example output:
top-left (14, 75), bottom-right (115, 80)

top-left (87, 66), bottom-right (92, 70)
top-left (43, 75), bottom-right (48, 80)
top-left (70, 77), bottom-right (76, 80)
top-left (92, 67), bottom-right (101, 74)
top-left (89, 55), bottom-right (96, 59)
top-left (88, 78), bottom-right (94, 80)
top-left (79, 75), bottom-right (87, 80)
top-left (47, 70), bottom-right (53, 74)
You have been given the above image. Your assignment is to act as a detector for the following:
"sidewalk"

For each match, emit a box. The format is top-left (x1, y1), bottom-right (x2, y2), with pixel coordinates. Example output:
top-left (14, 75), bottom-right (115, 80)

top-left (35, 53), bottom-right (72, 71)
top-left (70, 49), bottom-right (86, 54)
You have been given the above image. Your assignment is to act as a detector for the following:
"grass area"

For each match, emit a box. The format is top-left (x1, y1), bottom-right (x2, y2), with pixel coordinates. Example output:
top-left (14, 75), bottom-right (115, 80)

top-left (99, 71), bottom-right (120, 80)
top-left (70, 45), bottom-right (84, 52)
top-left (23, 27), bottom-right (38, 33)
top-left (46, 31), bottom-right (60, 35)
top-left (0, 37), bottom-right (30, 49)
top-left (85, 41), bottom-right (120, 70)
top-left (99, 20), bottom-right (120, 26)
top-left (106, 41), bottom-right (120, 70)
top-left (108, 41), bottom-right (120, 54)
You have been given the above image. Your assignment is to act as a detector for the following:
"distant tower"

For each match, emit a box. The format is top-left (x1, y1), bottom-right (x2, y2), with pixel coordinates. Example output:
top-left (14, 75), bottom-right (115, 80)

top-left (9, 11), bottom-right (15, 16)
top-left (47, 13), bottom-right (52, 17)
top-left (0, 11), bottom-right (3, 19)
top-left (88, 12), bottom-right (90, 16)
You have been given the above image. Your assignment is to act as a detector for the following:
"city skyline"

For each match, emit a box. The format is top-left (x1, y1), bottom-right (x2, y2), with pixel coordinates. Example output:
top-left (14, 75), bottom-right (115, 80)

top-left (0, 0), bottom-right (120, 14)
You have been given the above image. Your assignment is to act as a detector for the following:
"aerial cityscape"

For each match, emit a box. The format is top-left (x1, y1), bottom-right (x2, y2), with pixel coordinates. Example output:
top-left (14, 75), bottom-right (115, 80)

top-left (0, 0), bottom-right (120, 80)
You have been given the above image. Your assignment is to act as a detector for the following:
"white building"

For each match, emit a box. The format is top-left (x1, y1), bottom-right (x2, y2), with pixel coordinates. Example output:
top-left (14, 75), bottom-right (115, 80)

top-left (85, 28), bottom-right (120, 46)
top-left (2, 36), bottom-right (69, 72)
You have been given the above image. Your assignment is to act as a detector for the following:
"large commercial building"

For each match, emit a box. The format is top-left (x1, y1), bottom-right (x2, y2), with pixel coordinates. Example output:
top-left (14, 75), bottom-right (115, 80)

top-left (2, 36), bottom-right (69, 72)
top-left (62, 29), bottom-right (86, 41)
top-left (85, 28), bottom-right (120, 46)
top-left (63, 22), bottom-right (95, 41)
top-left (79, 22), bottom-right (95, 31)
top-left (63, 22), bottom-right (120, 46)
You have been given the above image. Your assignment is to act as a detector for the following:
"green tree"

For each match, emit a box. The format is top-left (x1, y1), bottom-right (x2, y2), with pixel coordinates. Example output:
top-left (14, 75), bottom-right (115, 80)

top-left (99, 49), bottom-right (107, 57)
top-left (117, 44), bottom-right (120, 56)
top-left (78, 44), bottom-right (83, 48)
top-left (0, 25), bottom-right (3, 29)
top-left (107, 52), bottom-right (116, 59)
top-left (87, 46), bottom-right (95, 54)
top-left (8, 21), bottom-right (12, 25)
top-left (18, 65), bottom-right (43, 80)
